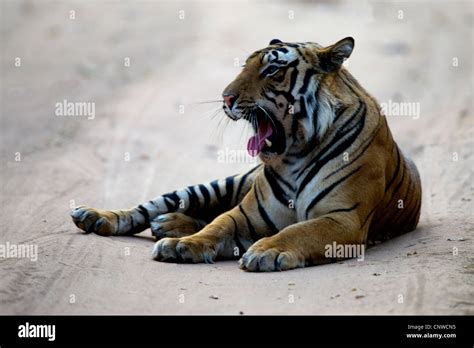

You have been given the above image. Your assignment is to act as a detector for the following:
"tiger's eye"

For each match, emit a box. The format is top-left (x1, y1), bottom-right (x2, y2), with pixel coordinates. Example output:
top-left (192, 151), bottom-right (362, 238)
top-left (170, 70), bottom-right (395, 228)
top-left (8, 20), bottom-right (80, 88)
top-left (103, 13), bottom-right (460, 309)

top-left (268, 66), bottom-right (277, 74)
top-left (263, 65), bottom-right (279, 77)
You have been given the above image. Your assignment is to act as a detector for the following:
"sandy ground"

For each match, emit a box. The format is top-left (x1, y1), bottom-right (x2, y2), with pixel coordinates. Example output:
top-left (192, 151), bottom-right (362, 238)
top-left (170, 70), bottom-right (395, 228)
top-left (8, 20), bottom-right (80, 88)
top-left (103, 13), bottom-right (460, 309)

top-left (0, 0), bottom-right (473, 315)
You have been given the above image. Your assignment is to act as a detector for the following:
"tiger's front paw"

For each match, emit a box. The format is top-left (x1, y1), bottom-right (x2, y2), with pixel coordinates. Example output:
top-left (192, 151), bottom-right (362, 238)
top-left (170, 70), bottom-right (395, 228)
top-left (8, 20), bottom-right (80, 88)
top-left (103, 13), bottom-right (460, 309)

top-left (151, 236), bottom-right (217, 264)
top-left (70, 206), bottom-right (116, 236)
top-left (150, 213), bottom-right (204, 240)
top-left (239, 238), bottom-right (305, 272)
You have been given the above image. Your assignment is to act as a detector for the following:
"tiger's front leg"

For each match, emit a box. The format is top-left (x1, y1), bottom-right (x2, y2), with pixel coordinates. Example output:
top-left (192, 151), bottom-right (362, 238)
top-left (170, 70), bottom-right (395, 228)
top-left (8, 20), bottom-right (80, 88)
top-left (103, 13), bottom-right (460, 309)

top-left (151, 212), bottom-right (241, 263)
top-left (240, 211), bottom-right (364, 271)
top-left (152, 178), bottom-right (294, 264)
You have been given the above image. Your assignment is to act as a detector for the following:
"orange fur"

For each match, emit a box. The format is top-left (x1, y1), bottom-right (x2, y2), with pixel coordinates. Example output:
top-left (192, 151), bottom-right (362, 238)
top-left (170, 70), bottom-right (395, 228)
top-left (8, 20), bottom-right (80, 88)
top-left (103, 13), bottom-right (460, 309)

top-left (71, 37), bottom-right (421, 272)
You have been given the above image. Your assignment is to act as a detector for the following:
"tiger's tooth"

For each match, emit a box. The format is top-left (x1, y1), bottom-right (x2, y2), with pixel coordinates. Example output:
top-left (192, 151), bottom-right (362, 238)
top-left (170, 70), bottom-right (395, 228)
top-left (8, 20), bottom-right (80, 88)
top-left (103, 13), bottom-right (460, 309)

top-left (265, 139), bottom-right (272, 147)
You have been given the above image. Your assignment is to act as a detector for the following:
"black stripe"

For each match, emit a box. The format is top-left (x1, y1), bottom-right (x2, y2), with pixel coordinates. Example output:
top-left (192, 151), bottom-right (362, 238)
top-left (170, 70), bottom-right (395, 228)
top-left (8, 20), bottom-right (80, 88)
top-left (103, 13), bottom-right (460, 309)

top-left (136, 205), bottom-right (150, 224)
top-left (298, 68), bottom-right (317, 94)
top-left (198, 184), bottom-right (210, 209)
top-left (396, 195), bottom-right (421, 232)
top-left (386, 164), bottom-right (406, 207)
top-left (147, 200), bottom-right (158, 208)
top-left (268, 87), bottom-right (295, 104)
top-left (282, 157), bottom-right (296, 165)
top-left (276, 47), bottom-right (289, 54)
top-left (261, 64), bottom-right (279, 77)
top-left (148, 198), bottom-right (162, 211)
top-left (312, 84), bottom-right (320, 137)
top-left (229, 215), bottom-right (245, 256)
top-left (291, 110), bottom-right (299, 142)
top-left (271, 60), bottom-right (296, 83)
top-left (130, 215), bottom-right (136, 232)
top-left (295, 47), bottom-right (308, 63)
top-left (162, 191), bottom-right (181, 210)
top-left (288, 62), bottom-right (300, 94)
top-left (338, 101), bottom-right (364, 133)
top-left (186, 186), bottom-right (200, 211)
top-left (255, 185), bottom-right (279, 234)
top-left (298, 96), bottom-right (308, 119)
top-left (310, 101), bottom-right (365, 160)
top-left (239, 205), bottom-right (259, 241)
top-left (267, 166), bottom-right (294, 192)
top-left (323, 116), bottom-right (384, 181)
top-left (305, 165), bottom-right (362, 218)
top-left (210, 180), bottom-right (223, 204)
top-left (295, 100), bottom-right (364, 179)
top-left (361, 205), bottom-right (378, 229)
top-left (263, 92), bottom-right (278, 106)
top-left (385, 173), bottom-right (413, 223)
top-left (223, 176), bottom-right (235, 208)
top-left (162, 198), bottom-right (174, 211)
top-left (326, 202), bottom-right (360, 214)
top-left (385, 145), bottom-right (401, 192)
top-left (235, 165), bottom-right (261, 201)
top-left (264, 166), bottom-right (290, 206)
top-left (333, 105), bottom-right (348, 123)
top-left (286, 85), bottom-right (321, 159)
top-left (297, 103), bottom-right (366, 197)
top-left (290, 98), bottom-right (309, 145)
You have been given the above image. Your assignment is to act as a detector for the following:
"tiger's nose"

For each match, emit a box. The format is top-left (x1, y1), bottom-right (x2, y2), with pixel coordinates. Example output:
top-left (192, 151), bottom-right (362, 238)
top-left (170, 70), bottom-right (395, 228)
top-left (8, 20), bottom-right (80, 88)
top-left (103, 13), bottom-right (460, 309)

top-left (223, 94), bottom-right (237, 109)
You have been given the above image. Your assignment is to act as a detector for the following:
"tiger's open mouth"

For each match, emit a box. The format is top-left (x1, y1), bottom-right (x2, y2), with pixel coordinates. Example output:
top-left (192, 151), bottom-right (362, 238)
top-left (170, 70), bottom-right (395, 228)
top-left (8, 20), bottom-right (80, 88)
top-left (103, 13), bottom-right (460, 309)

top-left (244, 107), bottom-right (285, 157)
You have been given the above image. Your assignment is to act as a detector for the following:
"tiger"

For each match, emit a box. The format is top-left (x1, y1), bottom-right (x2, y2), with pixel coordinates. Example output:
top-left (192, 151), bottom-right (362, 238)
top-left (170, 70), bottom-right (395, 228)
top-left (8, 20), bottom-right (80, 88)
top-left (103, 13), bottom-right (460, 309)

top-left (71, 37), bottom-right (422, 272)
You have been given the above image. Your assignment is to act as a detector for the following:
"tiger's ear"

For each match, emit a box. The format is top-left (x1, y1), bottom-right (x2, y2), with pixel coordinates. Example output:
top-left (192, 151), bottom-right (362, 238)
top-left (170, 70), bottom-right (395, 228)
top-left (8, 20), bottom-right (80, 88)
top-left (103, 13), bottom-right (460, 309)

top-left (269, 39), bottom-right (283, 45)
top-left (318, 37), bottom-right (354, 73)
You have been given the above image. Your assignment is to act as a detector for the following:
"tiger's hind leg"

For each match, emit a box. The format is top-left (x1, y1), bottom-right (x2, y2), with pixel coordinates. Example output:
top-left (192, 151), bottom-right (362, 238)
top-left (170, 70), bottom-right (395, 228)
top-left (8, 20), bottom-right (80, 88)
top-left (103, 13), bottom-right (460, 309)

top-left (70, 164), bottom-right (262, 237)
top-left (71, 206), bottom-right (125, 236)
top-left (150, 213), bottom-right (206, 240)
top-left (71, 207), bottom-right (205, 238)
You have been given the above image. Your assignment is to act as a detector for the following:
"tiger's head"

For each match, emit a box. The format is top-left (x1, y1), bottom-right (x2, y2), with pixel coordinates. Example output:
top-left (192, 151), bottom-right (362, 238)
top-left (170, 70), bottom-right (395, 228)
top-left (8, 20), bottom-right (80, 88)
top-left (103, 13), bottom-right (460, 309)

top-left (222, 37), bottom-right (355, 163)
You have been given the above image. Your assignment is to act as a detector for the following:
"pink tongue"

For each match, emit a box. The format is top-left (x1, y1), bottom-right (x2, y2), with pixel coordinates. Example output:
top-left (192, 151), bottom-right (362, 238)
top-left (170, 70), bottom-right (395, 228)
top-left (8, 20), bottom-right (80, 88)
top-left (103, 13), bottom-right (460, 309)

top-left (247, 120), bottom-right (273, 157)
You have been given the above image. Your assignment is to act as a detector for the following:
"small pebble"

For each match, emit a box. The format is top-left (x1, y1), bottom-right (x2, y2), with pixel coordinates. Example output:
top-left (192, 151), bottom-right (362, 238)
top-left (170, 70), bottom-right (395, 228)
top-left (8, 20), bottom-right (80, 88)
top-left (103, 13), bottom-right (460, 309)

top-left (447, 237), bottom-right (466, 241)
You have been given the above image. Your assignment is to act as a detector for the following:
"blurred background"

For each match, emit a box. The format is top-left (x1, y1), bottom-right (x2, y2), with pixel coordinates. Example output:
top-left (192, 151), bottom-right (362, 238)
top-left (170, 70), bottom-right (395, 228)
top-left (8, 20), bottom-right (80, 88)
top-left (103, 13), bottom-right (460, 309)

top-left (0, 0), bottom-right (472, 315)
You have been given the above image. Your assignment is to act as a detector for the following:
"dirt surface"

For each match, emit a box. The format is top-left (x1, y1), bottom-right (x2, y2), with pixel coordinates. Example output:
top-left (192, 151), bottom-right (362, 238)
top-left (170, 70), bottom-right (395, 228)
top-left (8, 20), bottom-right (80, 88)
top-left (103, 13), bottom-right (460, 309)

top-left (0, 0), bottom-right (473, 314)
